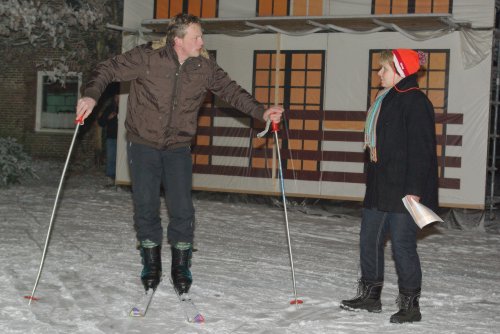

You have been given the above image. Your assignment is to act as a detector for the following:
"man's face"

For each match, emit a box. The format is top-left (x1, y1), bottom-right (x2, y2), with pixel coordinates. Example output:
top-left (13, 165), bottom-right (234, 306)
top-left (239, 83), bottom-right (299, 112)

top-left (174, 23), bottom-right (204, 62)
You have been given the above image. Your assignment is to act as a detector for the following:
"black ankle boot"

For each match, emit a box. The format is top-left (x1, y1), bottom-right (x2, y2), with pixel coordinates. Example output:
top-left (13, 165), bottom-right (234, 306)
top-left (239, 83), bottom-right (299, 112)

top-left (140, 245), bottom-right (162, 291)
top-left (171, 244), bottom-right (193, 295)
top-left (390, 288), bottom-right (422, 323)
top-left (340, 280), bottom-right (383, 312)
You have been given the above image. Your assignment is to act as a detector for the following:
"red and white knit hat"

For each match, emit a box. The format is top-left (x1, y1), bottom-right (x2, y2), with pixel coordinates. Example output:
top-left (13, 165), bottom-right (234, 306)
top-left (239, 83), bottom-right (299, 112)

top-left (392, 49), bottom-right (420, 78)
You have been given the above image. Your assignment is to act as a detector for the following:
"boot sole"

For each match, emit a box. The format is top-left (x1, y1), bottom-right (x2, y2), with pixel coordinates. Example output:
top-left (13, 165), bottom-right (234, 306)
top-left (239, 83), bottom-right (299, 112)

top-left (340, 303), bottom-right (382, 313)
top-left (390, 315), bottom-right (422, 323)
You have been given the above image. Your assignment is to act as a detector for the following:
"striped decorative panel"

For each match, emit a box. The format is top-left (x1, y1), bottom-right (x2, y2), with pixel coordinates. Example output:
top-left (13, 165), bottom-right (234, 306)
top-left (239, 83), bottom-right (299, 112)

top-left (192, 108), bottom-right (462, 189)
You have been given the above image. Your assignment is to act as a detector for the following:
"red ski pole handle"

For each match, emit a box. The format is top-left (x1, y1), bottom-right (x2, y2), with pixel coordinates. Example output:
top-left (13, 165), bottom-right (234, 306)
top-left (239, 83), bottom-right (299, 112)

top-left (271, 121), bottom-right (279, 133)
top-left (75, 115), bottom-right (84, 125)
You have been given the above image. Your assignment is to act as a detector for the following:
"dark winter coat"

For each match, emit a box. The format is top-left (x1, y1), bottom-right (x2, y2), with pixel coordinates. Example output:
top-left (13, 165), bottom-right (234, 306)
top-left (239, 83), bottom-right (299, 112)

top-left (363, 74), bottom-right (439, 212)
top-left (84, 43), bottom-right (265, 150)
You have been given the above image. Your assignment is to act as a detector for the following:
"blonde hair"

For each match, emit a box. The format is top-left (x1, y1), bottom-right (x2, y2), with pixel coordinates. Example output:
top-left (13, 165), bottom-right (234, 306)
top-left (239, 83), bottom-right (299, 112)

top-left (379, 50), bottom-right (394, 65)
top-left (166, 13), bottom-right (201, 46)
top-left (151, 13), bottom-right (209, 59)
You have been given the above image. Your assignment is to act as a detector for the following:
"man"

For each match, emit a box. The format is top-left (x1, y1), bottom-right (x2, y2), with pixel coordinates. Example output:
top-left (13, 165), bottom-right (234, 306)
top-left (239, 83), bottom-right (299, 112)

top-left (97, 93), bottom-right (119, 185)
top-left (76, 13), bottom-right (283, 296)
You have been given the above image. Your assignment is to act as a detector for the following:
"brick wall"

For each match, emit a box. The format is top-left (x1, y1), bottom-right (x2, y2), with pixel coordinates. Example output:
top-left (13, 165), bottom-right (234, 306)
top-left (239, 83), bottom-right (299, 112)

top-left (0, 0), bottom-right (123, 163)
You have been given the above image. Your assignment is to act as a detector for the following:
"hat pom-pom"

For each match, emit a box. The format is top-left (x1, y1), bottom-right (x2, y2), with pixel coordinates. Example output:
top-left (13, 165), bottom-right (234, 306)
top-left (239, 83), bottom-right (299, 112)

top-left (417, 51), bottom-right (427, 66)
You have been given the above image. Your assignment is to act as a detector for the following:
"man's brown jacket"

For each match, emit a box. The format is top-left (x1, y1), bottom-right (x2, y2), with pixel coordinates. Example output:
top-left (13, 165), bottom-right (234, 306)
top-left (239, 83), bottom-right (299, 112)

top-left (84, 42), bottom-right (265, 150)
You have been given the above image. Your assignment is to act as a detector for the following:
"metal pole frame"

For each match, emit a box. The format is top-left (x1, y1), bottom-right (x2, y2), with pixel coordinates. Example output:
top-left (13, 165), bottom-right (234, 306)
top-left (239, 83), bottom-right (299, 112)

top-left (28, 121), bottom-right (82, 304)
top-left (272, 122), bottom-right (300, 305)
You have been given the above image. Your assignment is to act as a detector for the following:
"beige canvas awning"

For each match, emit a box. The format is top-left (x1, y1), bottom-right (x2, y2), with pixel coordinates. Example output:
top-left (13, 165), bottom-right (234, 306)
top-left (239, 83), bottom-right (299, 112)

top-left (142, 14), bottom-right (470, 37)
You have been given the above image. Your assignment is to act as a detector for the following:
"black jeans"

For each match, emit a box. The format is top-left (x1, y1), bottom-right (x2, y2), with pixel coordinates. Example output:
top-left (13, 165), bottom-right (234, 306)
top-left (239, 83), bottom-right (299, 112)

top-left (359, 208), bottom-right (422, 290)
top-left (127, 142), bottom-right (195, 246)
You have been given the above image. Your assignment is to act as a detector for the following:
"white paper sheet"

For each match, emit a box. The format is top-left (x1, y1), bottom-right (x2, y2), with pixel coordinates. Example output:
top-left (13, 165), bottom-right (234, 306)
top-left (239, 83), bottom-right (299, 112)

top-left (402, 195), bottom-right (444, 229)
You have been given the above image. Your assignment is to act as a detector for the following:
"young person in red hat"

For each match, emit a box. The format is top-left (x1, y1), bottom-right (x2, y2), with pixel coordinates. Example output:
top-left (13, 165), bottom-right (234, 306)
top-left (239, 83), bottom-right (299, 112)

top-left (340, 49), bottom-right (438, 323)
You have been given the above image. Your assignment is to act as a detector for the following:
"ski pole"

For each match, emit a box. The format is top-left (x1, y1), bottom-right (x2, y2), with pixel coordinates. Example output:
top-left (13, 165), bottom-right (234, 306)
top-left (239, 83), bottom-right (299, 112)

top-left (271, 121), bottom-right (303, 306)
top-left (27, 117), bottom-right (84, 305)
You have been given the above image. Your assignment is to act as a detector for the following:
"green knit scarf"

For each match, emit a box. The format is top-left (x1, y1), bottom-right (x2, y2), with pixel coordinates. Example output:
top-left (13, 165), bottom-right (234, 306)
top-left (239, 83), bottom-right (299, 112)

top-left (364, 88), bottom-right (390, 162)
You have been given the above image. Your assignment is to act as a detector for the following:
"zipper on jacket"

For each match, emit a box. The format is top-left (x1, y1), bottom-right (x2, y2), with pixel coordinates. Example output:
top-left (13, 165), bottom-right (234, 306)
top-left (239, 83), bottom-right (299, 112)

top-left (169, 62), bottom-right (182, 126)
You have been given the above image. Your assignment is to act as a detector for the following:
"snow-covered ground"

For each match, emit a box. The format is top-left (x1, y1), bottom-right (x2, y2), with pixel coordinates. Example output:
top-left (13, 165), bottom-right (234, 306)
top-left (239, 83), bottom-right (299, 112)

top-left (1, 160), bottom-right (499, 334)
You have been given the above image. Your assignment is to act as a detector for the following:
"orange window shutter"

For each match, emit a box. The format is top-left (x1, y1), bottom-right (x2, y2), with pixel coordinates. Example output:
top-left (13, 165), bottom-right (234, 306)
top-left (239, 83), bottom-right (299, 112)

top-left (288, 139), bottom-right (303, 150)
top-left (433, 0), bottom-right (450, 13)
top-left (196, 155), bottom-right (209, 165)
top-left (370, 89), bottom-right (378, 104)
top-left (418, 74), bottom-right (428, 89)
top-left (170, 0), bottom-right (183, 17)
top-left (196, 135), bottom-right (210, 146)
top-left (308, 0), bottom-right (323, 16)
top-left (305, 88), bottom-right (320, 105)
top-left (252, 157), bottom-right (265, 168)
top-left (255, 71), bottom-right (270, 87)
top-left (289, 119), bottom-right (304, 130)
top-left (256, 54), bottom-right (270, 69)
top-left (259, 0), bottom-right (273, 16)
top-left (429, 53), bottom-right (447, 70)
top-left (198, 116), bottom-right (211, 127)
top-left (188, 0), bottom-right (202, 16)
top-left (304, 120), bottom-right (320, 131)
top-left (428, 90), bottom-right (445, 108)
top-left (306, 71), bottom-right (321, 87)
top-left (293, 0), bottom-right (307, 16)
top-left (202, 0), bottom-right (217, 18)
top-left (290, 88), bottom-right (305, 104)
top-left (252, 138), bottom-right (267, 149)
top-left (271, 72), bottom-right (285, 88)
top-left (271, 53), bottom-right (285, 70)
top-left (303, 140), bottom-right (318, 151)
top-left (374, 0), bottom-right (391, 14)
top-left (291, 71), bottom-right (306, 87)
top-left (428, 72), bottom-right (446, 89)
top-left (391, 0), bottom-right (408, 14)
top-left (307, 53), bottom-right (322, 69)
top-left (255, 88), bottom-right (270, 104)
top-left (370, 71), bottom-right (379, 87)
top-left (269, 87), bottom-right (284, 104)
top-left (436, 145), bottom-right (442, 157)
top-left (435, 124), bottom-right (443, 136)
top-left (155, 0), bottom-right (169, 19)
top-left (292, 54), bottom-right (306, 69)
top-left (302, 160), bottom-right (317, 171)
top-left (288, 159), bottom-right (302, 170)
top-left (305, 105), bottom-right (320, 111)
top-left (415, 0), bottom-right (432, 14)
top-left (274, 0), bottom-right (288, 16)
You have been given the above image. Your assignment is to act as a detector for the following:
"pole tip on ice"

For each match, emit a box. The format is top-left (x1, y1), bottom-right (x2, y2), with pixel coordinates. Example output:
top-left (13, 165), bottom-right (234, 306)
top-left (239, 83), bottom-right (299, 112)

top-left (193, 314), bottom-right (205, 323)
top-left (24, 295), bottom-right (40, 302)
top-left (290, 299), bottom-right (303, 305)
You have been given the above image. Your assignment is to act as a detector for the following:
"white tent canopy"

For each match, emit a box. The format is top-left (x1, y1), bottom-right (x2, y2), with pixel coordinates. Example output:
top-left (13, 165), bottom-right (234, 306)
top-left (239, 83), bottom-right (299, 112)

top-left (112, 0), bottom-right (495, 209)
